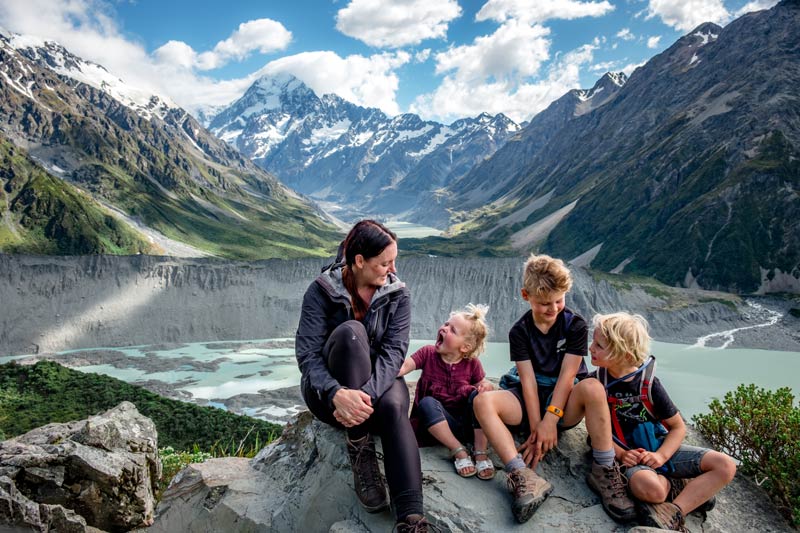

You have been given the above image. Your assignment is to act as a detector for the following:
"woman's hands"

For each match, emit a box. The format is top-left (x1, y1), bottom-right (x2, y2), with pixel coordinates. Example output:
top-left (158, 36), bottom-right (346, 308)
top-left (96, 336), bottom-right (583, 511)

top-left (332, 388), bottom-right (373, 427)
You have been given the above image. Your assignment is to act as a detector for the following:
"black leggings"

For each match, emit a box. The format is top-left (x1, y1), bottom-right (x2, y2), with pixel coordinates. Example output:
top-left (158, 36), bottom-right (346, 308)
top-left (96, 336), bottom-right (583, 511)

top-left (302, 320), bottom-right (423, 520)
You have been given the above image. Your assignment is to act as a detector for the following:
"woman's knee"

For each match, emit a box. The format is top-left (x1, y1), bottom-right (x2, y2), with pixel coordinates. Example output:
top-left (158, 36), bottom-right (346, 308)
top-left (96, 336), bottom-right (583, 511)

top-left (375, 380), bottom-right (410, 419)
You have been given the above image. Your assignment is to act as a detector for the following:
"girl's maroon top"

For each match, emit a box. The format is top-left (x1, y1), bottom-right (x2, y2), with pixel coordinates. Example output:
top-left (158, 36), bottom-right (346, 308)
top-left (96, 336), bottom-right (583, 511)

top-left (410, 345), bottom-right (485, 414)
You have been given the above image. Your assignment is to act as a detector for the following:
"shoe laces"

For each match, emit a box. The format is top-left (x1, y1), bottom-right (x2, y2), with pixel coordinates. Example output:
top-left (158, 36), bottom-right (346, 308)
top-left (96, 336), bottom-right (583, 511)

top-left (507, 469), bottom-right (532, 496)
top-left (603, 463), bottom-right (628, 498)
top-left (396, 516), bottom-right (444, 533)
top-left (348, 437), bottom-right (384, 488)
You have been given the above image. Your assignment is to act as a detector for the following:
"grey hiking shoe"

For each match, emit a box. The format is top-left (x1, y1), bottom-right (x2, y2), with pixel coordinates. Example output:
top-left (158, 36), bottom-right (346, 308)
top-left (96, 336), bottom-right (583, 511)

top-left (668, 477), bottom-right (717, 513)
top-left (586, 461), bottom-right (637, 522)
top-left (642, 501), bottom-right (688, 531)
top-left (392, 514), bottom-right (443, 533)
top-left (506, 467), bottom-right (553, 523)
top-left (346, 434), bottom-right (389, 513)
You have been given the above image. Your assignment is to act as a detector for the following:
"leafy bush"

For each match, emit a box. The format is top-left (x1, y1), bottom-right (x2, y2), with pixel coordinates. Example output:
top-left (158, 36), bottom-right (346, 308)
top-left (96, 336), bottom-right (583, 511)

top-left (693, 384), bottom-right (800, 526)
top-left (158, 445), bottom-right (213, 497)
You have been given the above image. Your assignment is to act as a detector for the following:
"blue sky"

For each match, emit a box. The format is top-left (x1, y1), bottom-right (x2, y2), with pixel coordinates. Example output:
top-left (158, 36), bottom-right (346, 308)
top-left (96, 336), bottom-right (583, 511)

top-left (0, 0), bottom-right (779, 123)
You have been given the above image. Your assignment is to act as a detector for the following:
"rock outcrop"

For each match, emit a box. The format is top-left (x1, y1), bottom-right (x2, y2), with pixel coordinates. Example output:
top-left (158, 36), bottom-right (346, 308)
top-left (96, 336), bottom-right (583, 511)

top-left (150, 410), bottom-right (791, 532)
top-left (0, 402), bottom-right (160, 532)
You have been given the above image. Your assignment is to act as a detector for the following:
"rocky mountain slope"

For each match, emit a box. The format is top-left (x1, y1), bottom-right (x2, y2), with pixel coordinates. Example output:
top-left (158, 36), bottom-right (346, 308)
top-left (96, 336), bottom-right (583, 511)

top-left (412, 72), bottom-right (627, 229)
top-left (209, 73), bottom-right (520, 219)
top-left (2, 254), bottom-right (797, 357)
top-left (437, 1), bottom-right (799, 294)
top-left (0, 32), bottom-right (339, 259)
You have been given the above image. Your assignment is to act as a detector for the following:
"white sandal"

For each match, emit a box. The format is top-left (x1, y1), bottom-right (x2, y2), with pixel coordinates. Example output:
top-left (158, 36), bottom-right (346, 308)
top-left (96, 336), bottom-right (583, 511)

top-left (473, 449), bottom-right (495, 480)
top-left (450, 446), bottom-right (477, 478)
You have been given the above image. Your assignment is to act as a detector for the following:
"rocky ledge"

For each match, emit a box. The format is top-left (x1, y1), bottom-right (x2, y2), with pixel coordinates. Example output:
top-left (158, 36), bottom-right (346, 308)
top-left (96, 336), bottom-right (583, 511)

top-left (150, 411), bottom-right (791, 533)
top-left (0, 402), bottom-right (160, 532)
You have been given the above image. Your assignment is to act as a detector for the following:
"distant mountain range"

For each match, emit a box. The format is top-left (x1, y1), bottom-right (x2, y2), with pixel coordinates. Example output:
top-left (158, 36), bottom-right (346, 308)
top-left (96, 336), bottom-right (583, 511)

top-left (413, 1), bottom-right (800, 294)
top-left (208, 73), bottom-right (520, 219)
top-left (0, 31), bottom-right (338, 259)
top-left (1, 0), bottom-right (797, 295)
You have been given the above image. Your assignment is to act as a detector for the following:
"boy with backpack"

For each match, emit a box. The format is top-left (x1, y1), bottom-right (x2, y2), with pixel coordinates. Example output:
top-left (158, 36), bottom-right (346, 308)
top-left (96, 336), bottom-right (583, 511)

top-left (473, 255), bottom-right (636, 524)
top-left (589, 312), bottom-right (736, 530)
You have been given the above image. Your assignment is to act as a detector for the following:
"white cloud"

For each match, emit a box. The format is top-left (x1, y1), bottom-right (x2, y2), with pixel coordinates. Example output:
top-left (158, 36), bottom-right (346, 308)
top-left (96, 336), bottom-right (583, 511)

top-left (616, 28), bottom-right (635, 40)
top-left (621, 60), bottom-right (647, 76)
top-left (435, 20), bottom-right (551, 82)
top-left (0, 0), bottom-right (406, 116)
top-left (477, 0), bottom-right (614, 24)
top-left (335, 0), bottom-right (461, 48)
top-left (412, 39), bottom-right (598, 123)
top-left (414, 49), bottom-right (432, 63)
top-left (259, 51), bottom-right (411, 115)
top-left (591, 60), bottom-right (621, 72)
top-left (154, 18), bottom-right (291, 71)
top-left (734, 0), bottom-right (779, 17)
top-left (647, 35), bottom-right (661, 48)
top-left (646, 0), bottom-right (729, 31)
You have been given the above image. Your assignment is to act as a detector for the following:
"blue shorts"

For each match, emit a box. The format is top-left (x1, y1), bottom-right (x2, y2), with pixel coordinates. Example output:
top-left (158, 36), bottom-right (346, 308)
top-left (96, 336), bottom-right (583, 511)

top-left (626, 444), bottom-right (710, 479)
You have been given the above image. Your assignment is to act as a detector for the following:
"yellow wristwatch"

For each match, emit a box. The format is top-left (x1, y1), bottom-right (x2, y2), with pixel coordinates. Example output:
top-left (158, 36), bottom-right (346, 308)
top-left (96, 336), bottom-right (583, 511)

top-left (546, 405), bottom-right (564, 418)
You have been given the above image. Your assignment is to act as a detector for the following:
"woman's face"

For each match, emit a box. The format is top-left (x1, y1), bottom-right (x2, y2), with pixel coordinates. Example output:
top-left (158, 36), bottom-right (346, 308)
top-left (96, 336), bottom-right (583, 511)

top-left (355, 241), bottom-right (397, 287)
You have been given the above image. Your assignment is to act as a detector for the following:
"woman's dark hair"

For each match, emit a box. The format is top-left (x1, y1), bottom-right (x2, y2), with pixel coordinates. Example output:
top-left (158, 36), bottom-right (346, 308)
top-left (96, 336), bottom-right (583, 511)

top-left (341, 220), bottom-right (397, 319)
top-left (342, 220), bottom-right (397, 267)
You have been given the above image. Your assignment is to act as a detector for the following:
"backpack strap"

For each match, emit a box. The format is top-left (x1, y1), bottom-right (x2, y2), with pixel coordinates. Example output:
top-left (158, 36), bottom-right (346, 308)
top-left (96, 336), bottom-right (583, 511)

top-left (638, 356), bottom-right (658, 420)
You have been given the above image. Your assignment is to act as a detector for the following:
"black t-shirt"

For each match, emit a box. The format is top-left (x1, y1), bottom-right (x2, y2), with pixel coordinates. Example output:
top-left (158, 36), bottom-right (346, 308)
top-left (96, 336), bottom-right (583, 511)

top-left (508, 307), bottom-right (588, 378)
top-left (591, 369), bottom-right (679, 442)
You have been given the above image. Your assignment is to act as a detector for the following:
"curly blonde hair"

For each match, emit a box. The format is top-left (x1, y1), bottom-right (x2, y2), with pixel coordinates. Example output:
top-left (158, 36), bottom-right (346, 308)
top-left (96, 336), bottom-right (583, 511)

top-left (592, 312), bottom-right (651, 367)
top-left (523, 254), bottom-right (573, 297)
top-left (451, 303), bottom-right (490, 360)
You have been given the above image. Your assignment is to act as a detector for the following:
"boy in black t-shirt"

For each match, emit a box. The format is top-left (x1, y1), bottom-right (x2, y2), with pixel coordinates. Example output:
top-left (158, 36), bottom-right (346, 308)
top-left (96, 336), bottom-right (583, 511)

top-left (589, 312), bottom-right (736, 531)
top-left (473, 255), bottom-right (635, 524)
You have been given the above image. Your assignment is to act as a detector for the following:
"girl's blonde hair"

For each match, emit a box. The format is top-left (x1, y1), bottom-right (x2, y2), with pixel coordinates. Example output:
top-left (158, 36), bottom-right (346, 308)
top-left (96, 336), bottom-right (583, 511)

top-left (592, 312), bottom-right (651, 366)
top-left (452, 303), bottom-right (490, 359)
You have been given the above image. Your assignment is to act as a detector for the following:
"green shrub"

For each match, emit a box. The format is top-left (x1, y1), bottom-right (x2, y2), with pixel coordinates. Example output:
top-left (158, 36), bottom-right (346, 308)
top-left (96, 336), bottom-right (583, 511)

top-left (693, 384), bottom-right (800, 526)
top-left (158, 445), bottom-right (213, 497)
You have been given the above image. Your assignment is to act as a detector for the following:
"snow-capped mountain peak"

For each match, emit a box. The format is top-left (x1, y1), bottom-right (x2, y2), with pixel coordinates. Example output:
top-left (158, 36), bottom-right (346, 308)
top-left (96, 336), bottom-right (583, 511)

top-left (3, 31), bottom-right (176, 120)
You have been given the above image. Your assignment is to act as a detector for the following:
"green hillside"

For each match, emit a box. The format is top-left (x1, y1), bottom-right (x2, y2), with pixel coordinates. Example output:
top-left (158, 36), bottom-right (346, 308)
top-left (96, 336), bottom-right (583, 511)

top-left (0, 137), bottom-right (154, 255)
top-left (0, 360), bottom-right (281, 451)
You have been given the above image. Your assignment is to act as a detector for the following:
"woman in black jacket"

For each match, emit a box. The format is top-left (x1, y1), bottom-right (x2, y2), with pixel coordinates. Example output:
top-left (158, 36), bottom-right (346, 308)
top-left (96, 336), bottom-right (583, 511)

top-left (296, 220), bottom-right (427, 532)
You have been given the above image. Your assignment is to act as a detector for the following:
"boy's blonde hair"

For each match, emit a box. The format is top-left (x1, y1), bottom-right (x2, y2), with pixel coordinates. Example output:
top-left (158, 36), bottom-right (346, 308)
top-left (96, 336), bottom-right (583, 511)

top-left (523, 254), bottom-right (573, 297)
top-left (452, 303), bottom-right (490, 359)
top-left (592, 312), bottom-right (652, 366)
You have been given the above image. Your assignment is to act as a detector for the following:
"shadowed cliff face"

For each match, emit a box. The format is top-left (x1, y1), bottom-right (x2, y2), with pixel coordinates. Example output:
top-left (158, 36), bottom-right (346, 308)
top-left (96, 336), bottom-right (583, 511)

top-left (0, 254), bottom-right (787, 356)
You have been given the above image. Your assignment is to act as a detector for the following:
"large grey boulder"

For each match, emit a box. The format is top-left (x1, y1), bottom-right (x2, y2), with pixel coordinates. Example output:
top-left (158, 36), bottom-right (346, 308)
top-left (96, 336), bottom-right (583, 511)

top-left (150, 410), bottom-right (791, 532)
top-left (0, 401), bottom-right (160, 532)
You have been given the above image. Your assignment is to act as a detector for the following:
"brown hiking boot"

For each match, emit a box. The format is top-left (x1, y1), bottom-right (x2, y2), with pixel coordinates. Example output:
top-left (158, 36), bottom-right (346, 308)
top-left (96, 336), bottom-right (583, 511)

top-left (668, 477), bottom-right (717, 513)
top-left (392, 514), bottom-right (434, 533)
top-left (506, 467), bottom-right (553, 523)
top-left (346, 434), bottom-right (389, 512)
top-left (586, 461), bottom-right (637, 522)
top-left (642, 501), bottom-right (688, 531)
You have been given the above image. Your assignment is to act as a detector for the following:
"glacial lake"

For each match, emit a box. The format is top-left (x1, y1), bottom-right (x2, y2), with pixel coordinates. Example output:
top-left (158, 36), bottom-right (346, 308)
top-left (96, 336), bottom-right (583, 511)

top-left (2, 340), bottom-right (798, 421)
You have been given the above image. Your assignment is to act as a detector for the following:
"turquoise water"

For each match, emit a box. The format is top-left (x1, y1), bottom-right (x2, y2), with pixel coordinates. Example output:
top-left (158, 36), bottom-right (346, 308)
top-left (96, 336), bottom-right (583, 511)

top-left (2, 339), bottom-right (798, 419)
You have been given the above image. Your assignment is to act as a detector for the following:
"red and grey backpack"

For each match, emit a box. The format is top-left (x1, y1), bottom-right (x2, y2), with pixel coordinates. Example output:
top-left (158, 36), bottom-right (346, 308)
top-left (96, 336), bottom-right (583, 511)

top-left (596, 355), bottom-right (659, 450)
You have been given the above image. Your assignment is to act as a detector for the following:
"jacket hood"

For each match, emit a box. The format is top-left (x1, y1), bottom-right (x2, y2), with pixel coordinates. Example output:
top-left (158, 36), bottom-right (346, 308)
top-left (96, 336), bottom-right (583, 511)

top-left (316, 262), bottom-right (405, 305)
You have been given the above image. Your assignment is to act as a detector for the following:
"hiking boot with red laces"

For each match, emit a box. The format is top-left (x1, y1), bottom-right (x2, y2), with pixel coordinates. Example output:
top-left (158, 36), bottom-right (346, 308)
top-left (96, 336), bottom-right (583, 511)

top-left (586, 461), bottom-right (637, 522)
top-left (642, 501), bottom-right (689, 532)
top-left (346, 434), bottom-right (389, 513)
top-left (392, 514), bottom-right (433, 533)
top-left (668, 477), bottom-right (717, 513)
top-left (506, 467), bottom-right (553, 523)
